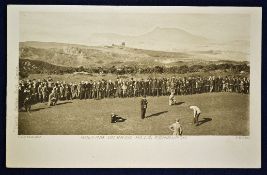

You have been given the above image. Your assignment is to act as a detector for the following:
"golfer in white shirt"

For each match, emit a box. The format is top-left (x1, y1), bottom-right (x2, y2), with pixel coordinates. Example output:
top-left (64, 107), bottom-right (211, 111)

top-left (169, 92), bottom-right (176, 105)
top-left (189, 105), bottom-right (201, 125)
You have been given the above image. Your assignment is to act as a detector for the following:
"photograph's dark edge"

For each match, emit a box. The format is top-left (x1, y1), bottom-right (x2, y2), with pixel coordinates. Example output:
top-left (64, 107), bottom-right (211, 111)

top-left (2, 0), bottom-right (266, 175)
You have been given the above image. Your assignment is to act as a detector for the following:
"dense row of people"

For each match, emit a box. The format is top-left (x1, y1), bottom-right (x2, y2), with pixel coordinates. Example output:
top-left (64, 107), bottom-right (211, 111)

top-left (19, 76), bottom-right (250, 110)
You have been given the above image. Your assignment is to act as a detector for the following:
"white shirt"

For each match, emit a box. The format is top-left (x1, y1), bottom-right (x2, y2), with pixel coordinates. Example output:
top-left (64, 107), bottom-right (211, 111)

top-left (169, 94), bottom-right (176, 105)
top-left (189, 106), bottom-right (201, 115)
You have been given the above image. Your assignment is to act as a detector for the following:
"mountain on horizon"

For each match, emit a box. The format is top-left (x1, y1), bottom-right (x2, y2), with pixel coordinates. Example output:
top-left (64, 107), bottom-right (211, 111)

top-left (19, 39), bottom-right (249, 69)
top-left (88, 27), bottom-right (249, 53)
top-left (139, 27), bottom-right (209, 43)
top-left (89, 27), bottom-right (212, 51)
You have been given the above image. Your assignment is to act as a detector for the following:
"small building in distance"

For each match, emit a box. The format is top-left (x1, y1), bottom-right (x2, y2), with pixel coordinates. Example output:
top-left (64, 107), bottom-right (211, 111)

top-left (107, 42), bottom-right (126, 49)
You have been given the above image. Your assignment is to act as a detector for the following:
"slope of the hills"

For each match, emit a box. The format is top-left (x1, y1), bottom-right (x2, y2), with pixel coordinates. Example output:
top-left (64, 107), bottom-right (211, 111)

top-left (19, 41), bottom-right (196, 67)
top-left (19, 59), bottom-right (72, 75)
top-left (89, 27), bottom-right (210, 51)
top-left (88, 27), bottom-right (249, 53)
top-left (19, 40), bottom-right (249, 68)
top-left (138, 27), bottom-right (208, 44)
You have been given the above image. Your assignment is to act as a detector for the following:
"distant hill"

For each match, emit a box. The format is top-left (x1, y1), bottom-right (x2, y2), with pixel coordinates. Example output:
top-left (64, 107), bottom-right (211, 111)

top-left (19, 41), bottom-right (194, 68)
top-left (89, 27), bottom-right (249, 53)
top-left (90, 27), bottom-right (209, 51)
top-left (20, 41), bottom-right (89, 49)
top-left (19, 40), bottom-right (249, 68)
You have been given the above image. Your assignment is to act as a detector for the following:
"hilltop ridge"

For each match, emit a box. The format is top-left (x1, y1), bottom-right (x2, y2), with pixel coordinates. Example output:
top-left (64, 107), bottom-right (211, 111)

top-left (20, 40), bottom-right (249, 68)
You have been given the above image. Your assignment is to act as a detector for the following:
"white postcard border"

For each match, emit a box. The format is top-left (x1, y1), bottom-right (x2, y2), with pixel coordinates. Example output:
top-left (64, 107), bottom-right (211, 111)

top-left (6, 6), bottom-right (261, 168)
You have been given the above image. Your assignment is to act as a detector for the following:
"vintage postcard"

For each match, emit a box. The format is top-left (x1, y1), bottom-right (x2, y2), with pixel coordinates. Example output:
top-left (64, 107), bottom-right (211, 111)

top-left (6, 6), bottom-right (261, 168)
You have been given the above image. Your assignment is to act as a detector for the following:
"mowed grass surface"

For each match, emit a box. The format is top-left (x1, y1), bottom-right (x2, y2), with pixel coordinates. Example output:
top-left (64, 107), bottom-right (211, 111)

top-left (19, 92), bottom-right (249, 135)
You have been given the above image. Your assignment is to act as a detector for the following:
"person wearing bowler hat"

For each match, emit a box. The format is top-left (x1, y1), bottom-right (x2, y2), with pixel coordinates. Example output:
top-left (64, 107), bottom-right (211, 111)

top-left (141, 95), bottom-right (148, 119)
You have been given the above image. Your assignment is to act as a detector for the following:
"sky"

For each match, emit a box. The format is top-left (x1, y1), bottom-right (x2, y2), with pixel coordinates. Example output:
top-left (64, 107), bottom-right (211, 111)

top-left (20, 10), bottom-right (251, 45)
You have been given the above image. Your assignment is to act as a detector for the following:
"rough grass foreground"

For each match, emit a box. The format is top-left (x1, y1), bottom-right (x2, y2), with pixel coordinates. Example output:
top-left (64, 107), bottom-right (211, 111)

top-left (19, 92), bottom-right (249, 135)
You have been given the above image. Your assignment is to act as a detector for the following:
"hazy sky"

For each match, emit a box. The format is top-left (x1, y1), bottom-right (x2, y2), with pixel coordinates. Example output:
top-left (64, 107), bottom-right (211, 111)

top-left (20, 11), bottom-right (250, 45)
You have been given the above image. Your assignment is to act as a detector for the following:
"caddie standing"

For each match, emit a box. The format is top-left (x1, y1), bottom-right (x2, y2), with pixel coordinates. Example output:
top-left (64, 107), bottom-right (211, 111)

top-left (169, 119), bottom-right (183, 136)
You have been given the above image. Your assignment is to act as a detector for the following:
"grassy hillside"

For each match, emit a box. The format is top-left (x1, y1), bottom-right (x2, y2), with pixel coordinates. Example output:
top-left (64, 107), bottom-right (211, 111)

top-left (19, 41), bottom-right (249, 68)
top-left (20, 59), bottom-right (73, 75)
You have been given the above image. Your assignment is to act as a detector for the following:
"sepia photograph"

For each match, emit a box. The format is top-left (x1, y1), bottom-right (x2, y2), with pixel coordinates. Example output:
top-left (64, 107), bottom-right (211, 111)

top-left (6, 6), bottom-right (261, 168)
top-left (18, 9), bottom-right (250, 135)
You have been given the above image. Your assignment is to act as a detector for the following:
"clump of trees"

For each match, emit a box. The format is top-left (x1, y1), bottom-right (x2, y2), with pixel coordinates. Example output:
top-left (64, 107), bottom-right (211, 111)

top-left (19, 58), bottom-right (250, 78)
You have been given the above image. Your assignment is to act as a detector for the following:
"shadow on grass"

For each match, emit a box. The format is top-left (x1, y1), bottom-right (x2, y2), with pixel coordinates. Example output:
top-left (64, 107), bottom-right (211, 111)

top-left (56, 101), bottom-right (73, 106)
top-left (30, 107), bottom-right (47, 112)
top-left (174, 101), bottom-right (185, 106)
top-left (197, 117), bottom-right (212, 126)
top-left (146, 111), bottom-right (168, 118)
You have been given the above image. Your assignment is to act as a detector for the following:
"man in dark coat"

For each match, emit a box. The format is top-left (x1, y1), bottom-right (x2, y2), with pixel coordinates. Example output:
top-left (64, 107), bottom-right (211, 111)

top-left (79, 82), bottom-right (84, 100)
top-left (141, 95), bottom-right (148, 119)
top-left (23, 88), bottom-right (32, 112)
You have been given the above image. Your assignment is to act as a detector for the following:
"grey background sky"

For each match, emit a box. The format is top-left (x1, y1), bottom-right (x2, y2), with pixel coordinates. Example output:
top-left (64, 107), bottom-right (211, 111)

top-left (20, 11), bottom-right (250, 45)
